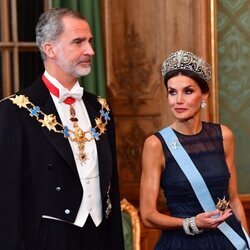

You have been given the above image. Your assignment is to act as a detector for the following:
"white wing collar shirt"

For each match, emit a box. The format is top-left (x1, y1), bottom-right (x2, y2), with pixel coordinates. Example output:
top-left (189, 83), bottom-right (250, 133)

top-left (42, 71), bottom-right (102, 227)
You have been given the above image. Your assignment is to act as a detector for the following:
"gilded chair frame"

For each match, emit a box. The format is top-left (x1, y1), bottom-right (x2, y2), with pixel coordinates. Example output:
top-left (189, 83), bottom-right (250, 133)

top-left (121, 198), bottom-right (140, 250)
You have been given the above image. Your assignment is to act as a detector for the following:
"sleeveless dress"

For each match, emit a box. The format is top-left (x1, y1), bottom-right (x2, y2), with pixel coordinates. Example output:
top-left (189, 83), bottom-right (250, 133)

top-left (154, 122), bottom-right (249, 250)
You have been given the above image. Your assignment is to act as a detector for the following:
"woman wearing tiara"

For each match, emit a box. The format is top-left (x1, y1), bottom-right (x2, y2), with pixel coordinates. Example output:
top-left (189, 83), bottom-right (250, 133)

top-left (140, 50), bottom-right (249, 249)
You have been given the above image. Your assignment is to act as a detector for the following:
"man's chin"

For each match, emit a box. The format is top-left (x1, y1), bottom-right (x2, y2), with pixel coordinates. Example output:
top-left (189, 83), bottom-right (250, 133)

top-left (76, 67), bottom-right (91, 77)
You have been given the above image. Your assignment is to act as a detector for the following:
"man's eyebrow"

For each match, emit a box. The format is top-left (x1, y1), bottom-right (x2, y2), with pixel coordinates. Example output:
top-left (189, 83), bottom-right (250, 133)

top-left (72, 36), bottom-right (94, 42)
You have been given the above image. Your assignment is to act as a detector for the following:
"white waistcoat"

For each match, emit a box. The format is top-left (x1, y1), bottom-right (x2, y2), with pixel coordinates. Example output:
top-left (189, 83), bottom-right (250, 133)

top-left (42, 71), bottom-right (102, 227)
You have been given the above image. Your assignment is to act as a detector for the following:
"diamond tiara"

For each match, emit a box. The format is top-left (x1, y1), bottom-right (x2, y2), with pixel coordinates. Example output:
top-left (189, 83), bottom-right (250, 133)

top-left (161, 50), bottom-right (212, 82)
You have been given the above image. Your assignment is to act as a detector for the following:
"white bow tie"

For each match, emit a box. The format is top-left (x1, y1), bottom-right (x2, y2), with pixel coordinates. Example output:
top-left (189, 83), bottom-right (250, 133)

top-left (58, 86), bottom-right (84, 103)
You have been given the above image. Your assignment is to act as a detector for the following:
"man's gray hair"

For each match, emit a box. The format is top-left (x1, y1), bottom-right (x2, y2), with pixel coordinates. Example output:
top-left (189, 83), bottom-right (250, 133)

top-left (36, 8), bottom-right (86, 60)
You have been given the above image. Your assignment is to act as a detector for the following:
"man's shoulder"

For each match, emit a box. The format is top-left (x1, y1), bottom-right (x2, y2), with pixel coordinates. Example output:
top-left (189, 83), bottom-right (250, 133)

top-left (83, 90), bottom-right (98, 101)
top-left (0, 76), bottom-right (47, 112)
top-left (83, 91), bottom-right (110, 109)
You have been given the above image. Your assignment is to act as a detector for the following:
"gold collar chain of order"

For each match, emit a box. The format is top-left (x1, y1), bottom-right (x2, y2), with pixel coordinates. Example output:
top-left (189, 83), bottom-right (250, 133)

top-left (8, 94), bottom-right (111, 164)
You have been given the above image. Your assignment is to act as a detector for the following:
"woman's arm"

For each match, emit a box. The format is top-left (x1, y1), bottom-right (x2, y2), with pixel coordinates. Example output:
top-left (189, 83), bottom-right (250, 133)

top-left (140, 134), bottom-right (233, 231)
top-left (140, 135), bottom-right (183, 229)
top-left (221, 124), bottom-right (249, 234)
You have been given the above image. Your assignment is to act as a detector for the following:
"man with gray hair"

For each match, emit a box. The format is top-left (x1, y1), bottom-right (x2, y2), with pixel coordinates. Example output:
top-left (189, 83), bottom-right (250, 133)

top-left (0, 8), bottom-right (124, 250)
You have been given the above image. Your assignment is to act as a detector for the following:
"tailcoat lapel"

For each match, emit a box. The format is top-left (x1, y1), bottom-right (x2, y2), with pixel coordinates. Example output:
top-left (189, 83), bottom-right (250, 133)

top-left (21, 77), bottom-right (77, 174)
top-left (41, 97), bottom-right (78, 174)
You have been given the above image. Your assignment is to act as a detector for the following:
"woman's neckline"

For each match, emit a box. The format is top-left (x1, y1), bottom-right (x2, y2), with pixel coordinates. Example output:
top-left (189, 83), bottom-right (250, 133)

top-left (171, 122), bottom-right (204, 137)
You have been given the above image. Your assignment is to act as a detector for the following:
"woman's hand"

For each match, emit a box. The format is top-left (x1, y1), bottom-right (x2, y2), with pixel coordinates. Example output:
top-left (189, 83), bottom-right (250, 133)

top-left (195, 209), bottom-right (232, 229)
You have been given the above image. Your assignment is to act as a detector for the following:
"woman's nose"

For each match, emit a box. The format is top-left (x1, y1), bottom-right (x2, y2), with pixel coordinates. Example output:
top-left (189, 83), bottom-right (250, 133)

top-left (176, 94), bottom-right (183, 103)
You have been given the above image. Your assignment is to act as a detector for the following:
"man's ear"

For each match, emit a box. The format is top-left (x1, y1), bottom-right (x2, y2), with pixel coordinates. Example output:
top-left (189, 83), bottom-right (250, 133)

top-left (43, 42), bottom-right (57, 59)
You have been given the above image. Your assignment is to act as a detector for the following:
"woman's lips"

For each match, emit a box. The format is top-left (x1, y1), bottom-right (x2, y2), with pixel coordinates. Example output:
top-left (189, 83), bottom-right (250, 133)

top-left (175, 108), bottom-right (187, 113)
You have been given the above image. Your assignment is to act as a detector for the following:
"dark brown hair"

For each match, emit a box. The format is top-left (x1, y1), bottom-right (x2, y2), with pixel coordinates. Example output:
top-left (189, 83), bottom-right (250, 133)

top-left (164, 69), bottom-right (209, 94)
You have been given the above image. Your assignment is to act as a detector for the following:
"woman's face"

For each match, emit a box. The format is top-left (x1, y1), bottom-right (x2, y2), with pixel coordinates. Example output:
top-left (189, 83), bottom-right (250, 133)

top-left (167, 75), bottom-right (208, 121)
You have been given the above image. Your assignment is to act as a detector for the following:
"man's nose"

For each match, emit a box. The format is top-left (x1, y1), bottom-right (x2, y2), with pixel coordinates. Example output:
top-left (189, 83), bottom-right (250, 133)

top-left (85, 43), bottom-right (95, 56)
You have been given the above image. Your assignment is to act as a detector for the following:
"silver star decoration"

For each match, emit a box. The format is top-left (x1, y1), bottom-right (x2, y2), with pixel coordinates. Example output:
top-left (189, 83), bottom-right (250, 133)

top-left (169, 138), bottom-right (180, 150)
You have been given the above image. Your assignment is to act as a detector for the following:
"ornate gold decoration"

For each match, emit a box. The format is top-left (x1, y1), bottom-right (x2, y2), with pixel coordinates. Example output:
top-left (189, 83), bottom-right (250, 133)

top-left (39, 114), bottom-right (59, 132)
top-left (8, 95), bottom-right (110, 164)
top-left (10, 95), bottom-right (30, 108)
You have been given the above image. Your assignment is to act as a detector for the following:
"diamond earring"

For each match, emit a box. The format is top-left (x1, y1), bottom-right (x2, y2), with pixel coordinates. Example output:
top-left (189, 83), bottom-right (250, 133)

top-left (201, 100), bottom-right (206, 109)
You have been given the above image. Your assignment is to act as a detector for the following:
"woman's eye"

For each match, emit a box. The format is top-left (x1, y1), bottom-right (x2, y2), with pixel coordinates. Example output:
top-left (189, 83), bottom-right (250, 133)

top-left (185, 89), bottom-right (193, 95)
top-left (168, 89), bottom-right (176, 96)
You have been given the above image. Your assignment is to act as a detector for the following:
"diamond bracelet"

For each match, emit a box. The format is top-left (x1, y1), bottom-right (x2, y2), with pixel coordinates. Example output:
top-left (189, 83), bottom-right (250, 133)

top-left (183, 217), bottom-right (203, 235)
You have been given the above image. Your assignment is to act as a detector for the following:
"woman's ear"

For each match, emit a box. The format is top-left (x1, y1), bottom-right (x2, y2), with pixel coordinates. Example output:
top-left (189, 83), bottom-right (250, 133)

top-left (202, 92), bottom-right (209, 101)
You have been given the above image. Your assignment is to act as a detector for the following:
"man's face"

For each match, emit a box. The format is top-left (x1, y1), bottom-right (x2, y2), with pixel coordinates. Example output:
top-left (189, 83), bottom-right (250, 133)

top-left (54, 16), bottom-right (95, 78)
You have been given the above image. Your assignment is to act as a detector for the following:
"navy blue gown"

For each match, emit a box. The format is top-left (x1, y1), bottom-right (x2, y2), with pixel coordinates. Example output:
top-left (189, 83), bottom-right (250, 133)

top-left (154, 122), bottom-right (249, 250)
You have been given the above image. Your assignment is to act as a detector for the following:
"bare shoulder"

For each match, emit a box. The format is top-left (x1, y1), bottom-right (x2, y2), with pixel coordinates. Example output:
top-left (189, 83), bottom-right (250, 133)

top-left (143, 134), bottom-right (162, 151)
top-left (142, 134), bottom-right (165, 173)
top-left (220, 124), bottom-right (234, 142)
top-left (143, 134), bottom-right (165, 166)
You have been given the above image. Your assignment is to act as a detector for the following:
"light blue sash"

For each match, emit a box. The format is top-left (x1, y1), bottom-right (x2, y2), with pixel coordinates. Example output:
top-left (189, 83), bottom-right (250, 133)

top-left (159, 127), bottom-right (249, 250)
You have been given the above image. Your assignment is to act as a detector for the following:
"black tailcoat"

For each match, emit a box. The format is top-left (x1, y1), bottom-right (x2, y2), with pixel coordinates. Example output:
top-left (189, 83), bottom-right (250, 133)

top-left (0, 77), bottom-right (124, 250)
